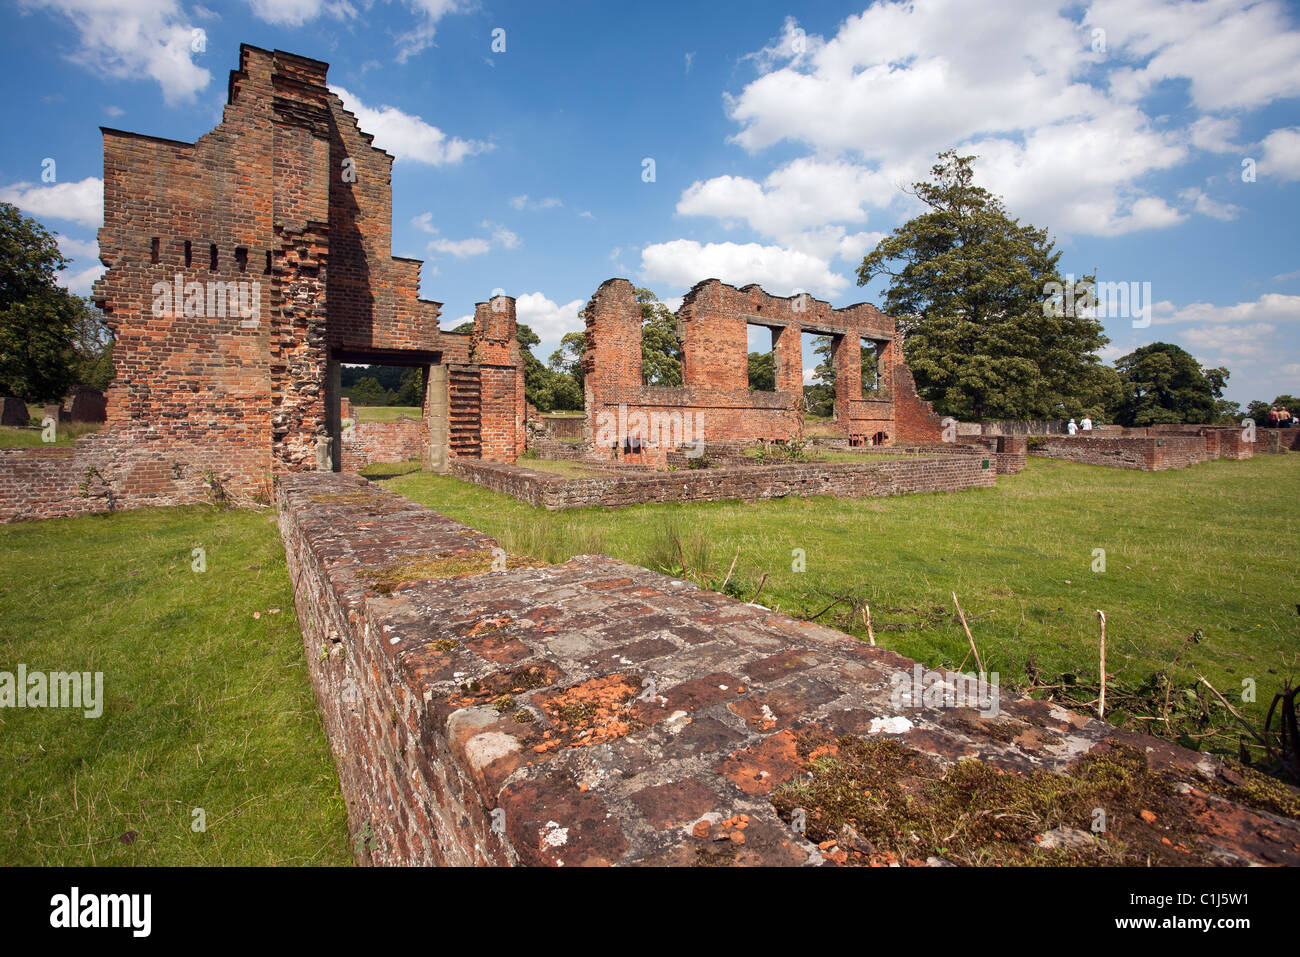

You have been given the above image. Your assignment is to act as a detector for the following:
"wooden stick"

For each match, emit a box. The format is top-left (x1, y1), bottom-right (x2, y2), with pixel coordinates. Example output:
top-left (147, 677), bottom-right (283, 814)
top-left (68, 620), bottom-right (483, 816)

top-left (952, 593), bottom-right (983, 675)
top-left (1196, 674), bottom-right (1268, 746)
top-left (1097, 610), bottom-right (1106, 720)
top-left (862, 602), bottom-right (876, 646)
top-left (719, 544), bottom-right (740, 593)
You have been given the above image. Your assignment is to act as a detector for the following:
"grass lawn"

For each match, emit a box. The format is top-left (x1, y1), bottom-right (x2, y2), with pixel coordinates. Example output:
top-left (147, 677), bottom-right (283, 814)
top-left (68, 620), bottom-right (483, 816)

top-left (0, 422), bottom-right (101, 447)
top-left (0, 506), bottom-right (351, 865)
top-left (376, 455), bottom-right (1300, 759)
top-left (352, 405), bottom-right (420, 423)
top-left (515, 457), bottom-right (611, 479)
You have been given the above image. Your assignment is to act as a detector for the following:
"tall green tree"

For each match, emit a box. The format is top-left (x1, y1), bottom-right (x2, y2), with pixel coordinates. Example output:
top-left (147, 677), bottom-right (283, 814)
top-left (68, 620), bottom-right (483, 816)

top-left (1112, 342), bottom-right (1228, 426)
top-left (803, 335), bottom-right (836, 417)
top-left (857, 151), bottom-right (1110, 420)
top-left (747, 351), bottom-right (774, 391)
top-left (395, 366), bottom-right (424, 406)
top-left (636, 287), bottom-right (682, 387)
top-left (548, 330), bottom-right (586, 396)
top-left (0, 202), bottom-right (88, 401)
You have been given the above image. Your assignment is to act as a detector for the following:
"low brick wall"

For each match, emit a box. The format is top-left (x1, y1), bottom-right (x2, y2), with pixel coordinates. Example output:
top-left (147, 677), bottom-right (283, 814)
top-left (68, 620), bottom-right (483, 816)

top-left (1256, 428), bottom-right (1300, 453)
top-left (539, 414), bottom-right (585, 440)
top-left (528, 438), bottom-right (593, 460)
top-left (0, 429), bottom-right (259, 523)
top-left (340, 417), bottom-right (425, 472)
top-left (1029, 434), bottom-right (1211, 471)
top-left (276, 472), bottom-right (1300, 866)
top-left (450, 452), bottom-right (997, 510)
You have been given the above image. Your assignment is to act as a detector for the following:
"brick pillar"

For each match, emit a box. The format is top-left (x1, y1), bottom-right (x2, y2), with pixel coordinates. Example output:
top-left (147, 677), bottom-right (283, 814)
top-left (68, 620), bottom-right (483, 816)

top-left (473, 296), bottom-right (522, 462)
top-left (425, 363), bottom-right (449, 472)
top-left (680, 280), bottom-right (747, 391)
top-left (583, 279), bottom-right (643, 449)
top-left (832, 334), bottom-right (859, 421)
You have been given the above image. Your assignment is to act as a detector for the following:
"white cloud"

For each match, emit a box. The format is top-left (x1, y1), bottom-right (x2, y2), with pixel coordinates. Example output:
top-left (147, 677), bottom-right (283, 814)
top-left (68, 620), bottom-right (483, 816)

top-left (331, 86), bottom-right (491, 166)
top-left (1152, 293), bottom-right (1300, 326)
top-left (427, 237), bottom-right (490, 258)
top-left (21, 0), bottom-right (211, 105)
top-left (56, 262), bottom-right (106, 296)
top-left (482, 220), bottom-right (520, 249)
top-left (424, 219), bottom-right (518, 259)
top-left (246, 0), bottom-right (355, 26)
top-left (509, 194), bottom-right (562, 211)
top-left (1259, 127), bottom-right (1300, 182)
top-left (1188, 115), bottom-right (1242, 154)
top-left (0, 177), bottom-right (103, 228)
top-left (56, 234), bottom-right (98, 259)
top-left (1086, 0), bottom-right (1300, 112)
top-left (394, 0), bottom-right (468, 63)
top-left (1180, 322), bottom-right (1276, 360)
top-left (1178, 187), bottom-right (1241, 221)
top-left (514, 292), bottom-right (585, 341)
top-left (720, 0), bottom-right (1300, 238)
top-left (640, 239), bottom-right (850, 298)
top-left (678, 158), bottom-right (896, 240)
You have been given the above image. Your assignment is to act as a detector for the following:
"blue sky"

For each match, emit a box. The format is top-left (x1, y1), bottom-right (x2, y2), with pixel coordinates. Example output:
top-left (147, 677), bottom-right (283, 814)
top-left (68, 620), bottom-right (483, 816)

top-left (2, 0), bottom-right (1299, 407)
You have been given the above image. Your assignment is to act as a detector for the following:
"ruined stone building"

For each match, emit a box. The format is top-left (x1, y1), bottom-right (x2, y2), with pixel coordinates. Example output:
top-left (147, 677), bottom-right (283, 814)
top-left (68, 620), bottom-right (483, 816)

top-left (582, 278), bottom-right (945, 464)
top-left (0, 43), bottom-right (948, 521)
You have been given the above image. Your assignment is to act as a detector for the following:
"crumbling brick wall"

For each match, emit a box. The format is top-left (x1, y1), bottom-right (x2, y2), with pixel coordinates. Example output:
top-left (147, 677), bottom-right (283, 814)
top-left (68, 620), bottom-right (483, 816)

top-left (339, 417), bottom-right (425, 472)
top-left (1, 43), bottom-right (527, 523)
top-left (582, 279), bottom-right (945, 465)
top-left (277, 472), bottom-right (1300, 866)
top-left (1029, 435), bottom-right (1210, 470)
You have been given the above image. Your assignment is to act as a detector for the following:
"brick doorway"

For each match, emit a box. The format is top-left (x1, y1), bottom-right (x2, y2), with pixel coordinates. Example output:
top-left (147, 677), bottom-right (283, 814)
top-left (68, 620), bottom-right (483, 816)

top-left (326, 349), bottom-right (445, 473)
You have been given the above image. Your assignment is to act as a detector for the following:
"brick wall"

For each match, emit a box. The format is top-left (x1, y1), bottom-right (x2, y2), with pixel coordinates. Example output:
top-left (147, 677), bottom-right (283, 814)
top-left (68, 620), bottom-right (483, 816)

top-left (582, 278), bottom-right (945, 464)
top-left (277, 471), bottom-right (1300, 866)
top-left (1029, 435), bottom-right (1210, 470)
top-left (1256, 428), bottom-right (1300, 453)
top-left (4, 43), bottom-right (527, 523)
top-left (339, 417), bottom-right (425, 471)
top-left (449, 452), bottom-right (996, 510)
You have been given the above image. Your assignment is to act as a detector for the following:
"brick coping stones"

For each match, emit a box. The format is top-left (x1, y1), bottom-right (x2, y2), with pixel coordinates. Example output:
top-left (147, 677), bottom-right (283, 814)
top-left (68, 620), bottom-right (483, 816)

top-left (447, 449), bottom-right (997, 510)
top-left (277, 472), bottom-right (1300, 866)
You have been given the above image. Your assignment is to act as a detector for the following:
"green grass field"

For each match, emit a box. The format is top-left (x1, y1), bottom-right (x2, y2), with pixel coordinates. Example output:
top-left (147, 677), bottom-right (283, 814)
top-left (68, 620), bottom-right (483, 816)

top-left (1, 454), bottom-right (1294, 866)
top-left (0, 421), bottom-right (101, 447)
top-left (0, 506), bottom-right (350, 865)
top-left (377, 455), bottom-right (1300, 756)
top-left (352, 405), bottom-right (420, 423)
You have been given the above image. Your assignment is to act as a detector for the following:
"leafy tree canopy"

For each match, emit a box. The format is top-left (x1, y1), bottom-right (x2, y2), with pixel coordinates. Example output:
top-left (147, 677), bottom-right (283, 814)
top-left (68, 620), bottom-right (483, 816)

top-left (857, 151), bottom-right (1110, 421)
top-left (637, 287), bottom-right (682, 387)
top-left (1112, 342), bottom-right (1228, 426)
top-left (0, 202), bottom-right (97, 401)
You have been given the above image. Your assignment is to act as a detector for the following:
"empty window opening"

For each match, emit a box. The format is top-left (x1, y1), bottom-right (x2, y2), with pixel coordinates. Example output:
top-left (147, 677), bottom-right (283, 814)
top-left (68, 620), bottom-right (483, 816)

top-left (235, 247), bottom-right (249, 273)
top-left (150, 238), bottom-right (160, 264)
top-left (639, 291), bottom-right (682, 387)
top-left (209, 244), bottom-right (218, 271)
top-left (747, 323), bottom-right (776, 392)
top-left (802, 331), bottom-right (836, 421)
top-left (264, 250), bottom-right (273, 274)
top-left (861, 338), bottom-right (886, 397)
top-left (184, 241), bottom-right (192, 268)
top-left (340, 363), bottom-right (427, 416)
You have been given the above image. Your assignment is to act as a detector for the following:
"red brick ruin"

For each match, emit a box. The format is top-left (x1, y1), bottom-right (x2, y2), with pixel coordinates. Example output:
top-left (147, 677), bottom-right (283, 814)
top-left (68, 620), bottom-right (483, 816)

top-left (581, 278), bottom-right (946, 465)
top-left (3, 43), bottom-right (1294, 870)
top-left (0, 44), bottom-right (958, 521)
